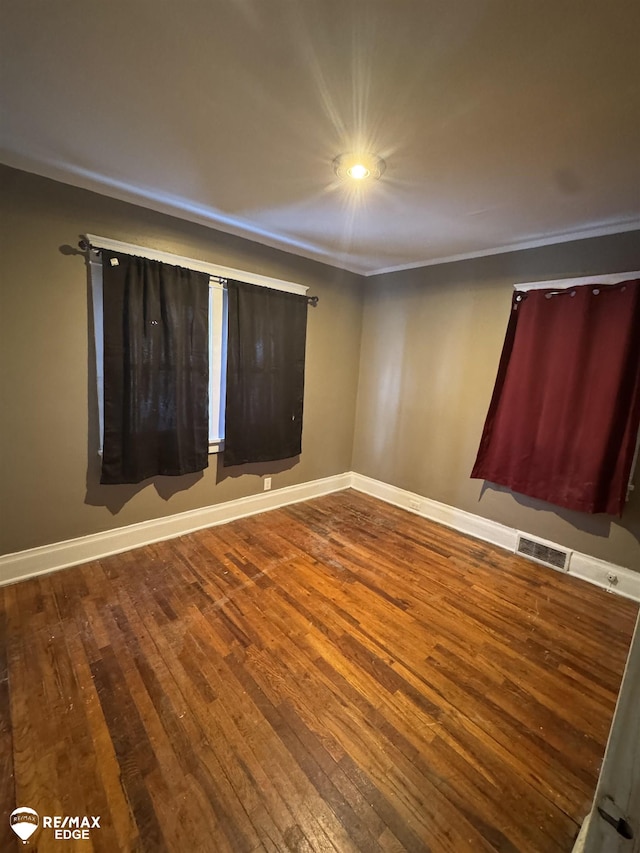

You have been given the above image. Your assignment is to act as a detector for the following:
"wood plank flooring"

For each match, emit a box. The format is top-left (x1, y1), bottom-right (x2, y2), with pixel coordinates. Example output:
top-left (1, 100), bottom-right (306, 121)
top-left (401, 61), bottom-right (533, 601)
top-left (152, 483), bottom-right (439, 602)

top-left (1, 490), bottom-right (637, 852)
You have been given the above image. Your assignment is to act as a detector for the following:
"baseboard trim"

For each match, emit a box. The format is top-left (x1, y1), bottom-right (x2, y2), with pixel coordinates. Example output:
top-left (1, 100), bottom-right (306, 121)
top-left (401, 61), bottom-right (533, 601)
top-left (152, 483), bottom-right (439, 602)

top-left (3, 471), bottom-right (639, 601)
top-left (350, 473), bottom-right (640, 603)
top-left (0, 473), bottom-right (352, 587)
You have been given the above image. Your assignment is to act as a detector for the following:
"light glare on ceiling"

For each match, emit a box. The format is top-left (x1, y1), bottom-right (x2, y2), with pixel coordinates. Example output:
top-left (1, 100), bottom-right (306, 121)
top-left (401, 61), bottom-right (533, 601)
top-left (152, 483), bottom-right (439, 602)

top-left (348, 163), bottom-right (369, 180)
top-left (333, 153), bottom-right (385, 182)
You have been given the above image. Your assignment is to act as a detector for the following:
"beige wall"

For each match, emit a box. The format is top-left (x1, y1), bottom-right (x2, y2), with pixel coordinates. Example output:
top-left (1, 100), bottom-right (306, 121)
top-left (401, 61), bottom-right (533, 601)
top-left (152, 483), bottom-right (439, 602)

top-left (2, 164), bottom-right (639, 572)
top-left (0, 166), bottom-right (364, 554)
top-left (352, 234), bottom-right (640, 570)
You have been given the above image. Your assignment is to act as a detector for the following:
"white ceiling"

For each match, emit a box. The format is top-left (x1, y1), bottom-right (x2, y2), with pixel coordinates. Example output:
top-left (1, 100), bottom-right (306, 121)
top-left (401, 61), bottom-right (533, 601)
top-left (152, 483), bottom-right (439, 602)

top-left (1, 1), bottom-right (639, 276)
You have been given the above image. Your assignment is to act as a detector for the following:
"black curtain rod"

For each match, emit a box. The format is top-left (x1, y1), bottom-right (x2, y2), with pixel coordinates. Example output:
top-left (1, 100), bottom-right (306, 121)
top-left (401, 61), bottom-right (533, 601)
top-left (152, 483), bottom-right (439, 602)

top-left (78, 238), bottom-right (100, 253)
top-left (78, 238), bottom-right (319, 306)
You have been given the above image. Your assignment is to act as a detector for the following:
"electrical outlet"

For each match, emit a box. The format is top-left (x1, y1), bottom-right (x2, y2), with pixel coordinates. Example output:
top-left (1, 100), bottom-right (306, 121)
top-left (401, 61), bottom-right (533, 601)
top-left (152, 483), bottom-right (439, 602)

top-left (264, 477), bottom-right (272, 491)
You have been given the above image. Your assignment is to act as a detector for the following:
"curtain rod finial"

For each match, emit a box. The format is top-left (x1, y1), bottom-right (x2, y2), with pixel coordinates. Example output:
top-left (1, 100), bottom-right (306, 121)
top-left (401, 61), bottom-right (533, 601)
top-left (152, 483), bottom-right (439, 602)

top-left (79, 237), bottom-right (101, 253)
top-left (307, 295), bottom-right (319, 307)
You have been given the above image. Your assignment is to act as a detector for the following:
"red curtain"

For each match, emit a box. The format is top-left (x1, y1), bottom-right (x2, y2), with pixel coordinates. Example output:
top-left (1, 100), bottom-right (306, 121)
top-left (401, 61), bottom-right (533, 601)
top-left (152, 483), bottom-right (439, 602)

top-left (471, 279), bottom-right (640, 515)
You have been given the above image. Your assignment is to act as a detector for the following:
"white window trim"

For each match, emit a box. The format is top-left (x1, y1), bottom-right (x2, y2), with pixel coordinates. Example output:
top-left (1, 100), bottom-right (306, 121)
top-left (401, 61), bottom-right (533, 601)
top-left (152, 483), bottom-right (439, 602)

top-left (90, 257), bottom-right (105, 454)
top-left (515, 271), bottom-right (640, 292)
top-left (88, 235), bottom-right (308, 457)
top-left (85, 234), bottom-right (309, 296)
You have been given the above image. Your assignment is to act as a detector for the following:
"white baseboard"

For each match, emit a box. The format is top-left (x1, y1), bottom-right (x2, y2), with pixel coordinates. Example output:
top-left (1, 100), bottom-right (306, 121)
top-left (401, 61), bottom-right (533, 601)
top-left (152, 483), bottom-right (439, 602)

top-left (351, 473), bottom-right (640, 603)
top-left (0, 473), bottom-right (352, 587)
top-left (350, 473), bottom-right (517, 550)
top-left (2, 471), bottom-right (639, 602)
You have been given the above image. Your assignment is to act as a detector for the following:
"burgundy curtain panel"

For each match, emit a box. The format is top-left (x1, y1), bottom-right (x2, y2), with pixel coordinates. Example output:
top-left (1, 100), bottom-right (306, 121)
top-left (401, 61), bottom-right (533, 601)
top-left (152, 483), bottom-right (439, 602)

top-left (471, 279), bottom-right (640, 515)
top-left (101, 251), bottom-right (210, 484)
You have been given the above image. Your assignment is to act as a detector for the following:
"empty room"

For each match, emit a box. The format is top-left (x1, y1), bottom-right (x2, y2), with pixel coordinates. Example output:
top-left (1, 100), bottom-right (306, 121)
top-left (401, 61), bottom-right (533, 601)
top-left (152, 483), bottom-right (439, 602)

top-left (1, 2), bottom-right (639, 852)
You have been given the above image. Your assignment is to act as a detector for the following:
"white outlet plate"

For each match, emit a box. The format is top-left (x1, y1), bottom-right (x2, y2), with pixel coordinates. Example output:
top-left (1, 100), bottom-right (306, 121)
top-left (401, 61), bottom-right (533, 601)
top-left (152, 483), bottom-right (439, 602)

top-left (264, 478), bottom-right (272, 491)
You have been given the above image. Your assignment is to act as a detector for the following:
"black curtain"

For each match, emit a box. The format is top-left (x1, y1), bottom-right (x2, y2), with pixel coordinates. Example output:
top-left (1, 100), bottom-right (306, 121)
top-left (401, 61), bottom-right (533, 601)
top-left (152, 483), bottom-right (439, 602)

top-left (224, 280), bottom-right (308, 466)
top-left (101, 251), bottom-right (210, 484)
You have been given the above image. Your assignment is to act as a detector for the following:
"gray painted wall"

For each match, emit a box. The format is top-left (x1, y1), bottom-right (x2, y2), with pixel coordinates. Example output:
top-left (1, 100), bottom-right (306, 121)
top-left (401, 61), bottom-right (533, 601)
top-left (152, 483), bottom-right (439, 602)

top-left (2, 164), bottom-right (639, 571)
top-left (0, 166), bottom-right (363, 553)
top-left (353, 236), bottom-right (640, 570)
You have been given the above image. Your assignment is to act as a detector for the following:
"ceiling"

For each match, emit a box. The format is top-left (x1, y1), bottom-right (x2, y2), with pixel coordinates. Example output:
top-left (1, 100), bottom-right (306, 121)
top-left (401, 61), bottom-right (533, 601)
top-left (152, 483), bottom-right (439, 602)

top-left (1, 1), bottom-right (639, 276)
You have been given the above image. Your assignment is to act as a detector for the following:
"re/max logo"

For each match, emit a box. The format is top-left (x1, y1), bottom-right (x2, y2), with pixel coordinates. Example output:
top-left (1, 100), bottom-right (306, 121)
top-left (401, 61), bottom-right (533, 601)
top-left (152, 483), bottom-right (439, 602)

top-left (43, 816), bottom-right (101, 829)
top-left (45, 815), bottom-right (101, 839)
top-left (10, 808), bottom-right (102, 843)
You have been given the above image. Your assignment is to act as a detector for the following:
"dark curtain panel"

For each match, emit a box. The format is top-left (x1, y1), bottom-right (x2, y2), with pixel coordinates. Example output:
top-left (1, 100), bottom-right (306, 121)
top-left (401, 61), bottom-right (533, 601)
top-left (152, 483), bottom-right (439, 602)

top-left (224, 280), bottom-right (307, 466)
top-left (471, 279), bottom-right (640, 515)
top-left (101, 251), bottom-right (210, 484)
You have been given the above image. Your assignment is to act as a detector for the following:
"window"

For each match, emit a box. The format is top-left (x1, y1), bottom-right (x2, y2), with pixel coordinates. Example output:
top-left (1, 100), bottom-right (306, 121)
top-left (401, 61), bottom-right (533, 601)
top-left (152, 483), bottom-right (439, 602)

top-left (208, 279), bottom-right (227, 451)
top-left (87, 234), bottom-right (308, 457)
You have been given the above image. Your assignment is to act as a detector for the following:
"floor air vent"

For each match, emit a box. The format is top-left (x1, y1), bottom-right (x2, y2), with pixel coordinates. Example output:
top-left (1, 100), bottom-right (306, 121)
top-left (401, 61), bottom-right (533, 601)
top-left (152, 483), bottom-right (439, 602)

top-left (515, 534), bottom-right (571, 572)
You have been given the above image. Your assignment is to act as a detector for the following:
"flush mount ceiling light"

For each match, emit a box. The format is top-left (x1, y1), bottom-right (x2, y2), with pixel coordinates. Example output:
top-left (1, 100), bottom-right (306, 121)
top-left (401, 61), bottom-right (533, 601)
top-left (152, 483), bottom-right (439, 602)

top-left (333, 152), bottom-right (386, 182)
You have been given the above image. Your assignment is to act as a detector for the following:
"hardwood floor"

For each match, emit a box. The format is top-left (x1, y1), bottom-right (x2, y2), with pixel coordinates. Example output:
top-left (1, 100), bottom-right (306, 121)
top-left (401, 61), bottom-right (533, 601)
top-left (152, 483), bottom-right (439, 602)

top-left (1, 490), bottom-right (637, 852)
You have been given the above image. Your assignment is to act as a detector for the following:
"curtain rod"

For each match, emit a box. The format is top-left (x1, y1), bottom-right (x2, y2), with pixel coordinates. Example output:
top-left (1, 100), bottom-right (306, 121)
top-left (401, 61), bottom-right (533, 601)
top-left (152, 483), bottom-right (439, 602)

top-left (78, 238), bottom-right (319, 306)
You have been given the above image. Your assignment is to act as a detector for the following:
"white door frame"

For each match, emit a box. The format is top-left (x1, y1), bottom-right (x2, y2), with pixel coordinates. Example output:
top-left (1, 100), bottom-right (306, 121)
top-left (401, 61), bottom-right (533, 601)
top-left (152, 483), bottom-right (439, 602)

top-left (574, 611), bottom-right (640, 852)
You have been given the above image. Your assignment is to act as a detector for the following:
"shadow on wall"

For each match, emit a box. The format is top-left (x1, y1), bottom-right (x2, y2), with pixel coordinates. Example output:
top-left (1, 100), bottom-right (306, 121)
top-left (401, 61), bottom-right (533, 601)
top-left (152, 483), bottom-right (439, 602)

top-left (215, 454), bottom-right (298, 484)
top-left (85, 458), bottom-right (204, 515)
top-left (84, 454), bottom-right (298, 515)
top-left (478, 480), bottom-right (640, 545)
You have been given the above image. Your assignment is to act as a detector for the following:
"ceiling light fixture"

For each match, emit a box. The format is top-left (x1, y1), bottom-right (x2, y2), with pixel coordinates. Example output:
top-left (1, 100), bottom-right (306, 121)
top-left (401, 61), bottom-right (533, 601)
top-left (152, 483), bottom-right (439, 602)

top-left (333, 152), bottom-right (386, 182)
